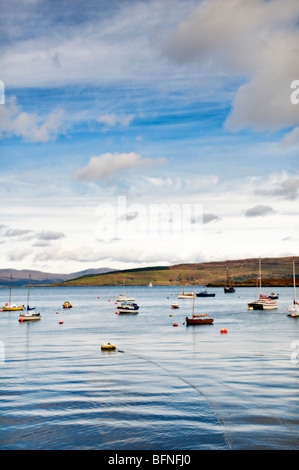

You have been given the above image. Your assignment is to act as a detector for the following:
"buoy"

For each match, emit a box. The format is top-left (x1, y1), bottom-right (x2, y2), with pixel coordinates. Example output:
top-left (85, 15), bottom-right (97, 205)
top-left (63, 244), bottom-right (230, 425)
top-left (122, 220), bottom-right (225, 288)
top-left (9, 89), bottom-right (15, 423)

top-left (220, 328), bottom-right (227, 334)
top-left (169, 314), bottom-right (173, 317)
top-left (19, 317), bottom-right (23, 323)
top-left (59, 320), bottom-right (64, 324)
top-left (248, 307), bottom-right (253, 310)
top-left (115, 311), bottom-right (118, 314)
top-left (101, 343), bottom-right (116, 351)
top-left (56, 311), bottom-right (59, 314)
top-left (173, 323), bottom-right (178, 327)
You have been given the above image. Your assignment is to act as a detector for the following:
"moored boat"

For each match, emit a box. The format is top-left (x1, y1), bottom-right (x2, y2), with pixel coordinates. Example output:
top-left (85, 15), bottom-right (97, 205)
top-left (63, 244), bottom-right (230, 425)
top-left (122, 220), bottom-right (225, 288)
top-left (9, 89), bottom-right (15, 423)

top-left (287, 258), bottom-right (299, 317)
top-left (19, 311), bottom-right (41, 322)
top-left (185, 295), bottom-right (214, 325)
top-left (2, 275), bottom-right (24, 311)
top-left (171, 301), bottom-right (179, 309)
top-left (224, 267), bottom-right (235, 293)
top-left (117, 302), bottom-right (139, 314)
top-left (196, 290), bottom-right (215, 297)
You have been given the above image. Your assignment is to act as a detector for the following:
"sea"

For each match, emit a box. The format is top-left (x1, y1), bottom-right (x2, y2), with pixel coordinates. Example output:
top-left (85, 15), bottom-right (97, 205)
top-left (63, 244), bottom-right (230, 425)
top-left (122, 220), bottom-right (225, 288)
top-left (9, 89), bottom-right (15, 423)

top-left (0, 285), bottom-right (298, 451)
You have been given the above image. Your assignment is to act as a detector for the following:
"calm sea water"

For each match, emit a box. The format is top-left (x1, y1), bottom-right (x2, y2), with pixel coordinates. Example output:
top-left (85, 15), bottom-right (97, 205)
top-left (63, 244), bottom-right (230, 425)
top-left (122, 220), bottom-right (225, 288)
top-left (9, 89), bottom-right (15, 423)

top-left (0, 285), bottom-right (298, 450)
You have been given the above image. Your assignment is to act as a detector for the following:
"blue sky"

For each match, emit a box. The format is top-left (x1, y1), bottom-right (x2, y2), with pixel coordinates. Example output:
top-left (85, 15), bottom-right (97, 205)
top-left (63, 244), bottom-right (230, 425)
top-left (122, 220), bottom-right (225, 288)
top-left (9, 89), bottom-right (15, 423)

top-left (0, 0), bottom-right (299, 273)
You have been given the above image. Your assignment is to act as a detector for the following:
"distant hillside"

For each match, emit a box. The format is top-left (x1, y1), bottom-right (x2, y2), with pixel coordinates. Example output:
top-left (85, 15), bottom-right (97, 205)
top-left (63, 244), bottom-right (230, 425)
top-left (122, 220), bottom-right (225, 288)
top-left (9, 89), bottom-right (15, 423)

top-left (0, 267), bottom-right (114, 286)
top-left (53, 257), bottom-right (299, 287)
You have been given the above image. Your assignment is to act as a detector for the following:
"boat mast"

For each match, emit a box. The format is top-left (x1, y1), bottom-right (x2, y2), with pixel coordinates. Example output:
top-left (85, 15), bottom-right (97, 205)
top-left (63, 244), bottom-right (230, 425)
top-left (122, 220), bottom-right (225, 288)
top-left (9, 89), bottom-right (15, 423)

top-left (259, 258), bottom-right (262, 296)
top-left (9, 274), bottom-right (12, 305)
top-left (27, 274), bottom-right (31, 309)
top-left (192, 294), bottom-right (195, 319)
top-left (293, 258), bottom-right (296, 304)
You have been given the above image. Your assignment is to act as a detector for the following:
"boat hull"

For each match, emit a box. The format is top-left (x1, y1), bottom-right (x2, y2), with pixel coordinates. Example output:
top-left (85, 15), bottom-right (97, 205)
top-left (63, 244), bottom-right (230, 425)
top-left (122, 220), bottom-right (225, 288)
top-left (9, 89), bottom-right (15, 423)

top-left (2, 305), bottom-right (24, 311)
top-left (224, 287), bottom-right (235, 293)
top-left (185, 316), bottom-right (214, 325)
top-left (178, 294), bottom-right (195, 299)
top-left (196, 293), bottom-right (215, 297)
top-left (19, 313), bottom-right (41, 322)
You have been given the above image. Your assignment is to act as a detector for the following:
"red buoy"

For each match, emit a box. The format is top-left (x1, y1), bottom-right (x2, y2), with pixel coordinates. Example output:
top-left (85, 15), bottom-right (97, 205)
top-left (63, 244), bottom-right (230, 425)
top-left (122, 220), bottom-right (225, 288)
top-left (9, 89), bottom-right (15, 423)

top-left (56, 311), bottom-right (59, 314)
top-left (59, 320), bottom-right (64, 324)
top-left (220, 328), bottom-right (227, 334)
top-left (173, 323), bottom-right (178, 327)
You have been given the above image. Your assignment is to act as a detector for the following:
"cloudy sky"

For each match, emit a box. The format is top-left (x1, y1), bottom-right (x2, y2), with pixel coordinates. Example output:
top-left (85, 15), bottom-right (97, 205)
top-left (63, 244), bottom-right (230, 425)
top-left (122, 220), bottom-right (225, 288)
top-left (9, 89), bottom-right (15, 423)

top-left (0, 0), bottom-right (299, 273)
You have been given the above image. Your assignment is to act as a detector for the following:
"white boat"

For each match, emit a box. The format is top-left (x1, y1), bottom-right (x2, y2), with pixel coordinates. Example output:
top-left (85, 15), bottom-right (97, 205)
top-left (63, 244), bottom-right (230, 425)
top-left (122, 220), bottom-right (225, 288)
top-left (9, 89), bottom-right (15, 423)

top-left (19, 275), bottom-right (41, 321)
top-left (115, 294), bottom-right (135, 302)
top-left (248, 258), bottom-right (278, 310)
top-left (171, 301), bottom-right (179, 309)
top-left (19, 311), bottom-right (41, 322)
top-left (115, 279), bottom-right (135, 302)
top-left (178, 271), bottom-right (195, 299)
top-left (117, 302), bottom-right (139, 314)
top-left (287, 258), bottom-right (299, 317)
top-left (148, 282), bottom-right (153, 287)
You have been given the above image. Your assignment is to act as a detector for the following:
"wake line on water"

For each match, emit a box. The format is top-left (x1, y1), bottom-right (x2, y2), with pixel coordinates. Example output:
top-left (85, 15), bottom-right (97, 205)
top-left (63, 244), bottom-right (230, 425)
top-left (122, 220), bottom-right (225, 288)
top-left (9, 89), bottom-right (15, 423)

top-left (115, 347), bottom-right (232, 450)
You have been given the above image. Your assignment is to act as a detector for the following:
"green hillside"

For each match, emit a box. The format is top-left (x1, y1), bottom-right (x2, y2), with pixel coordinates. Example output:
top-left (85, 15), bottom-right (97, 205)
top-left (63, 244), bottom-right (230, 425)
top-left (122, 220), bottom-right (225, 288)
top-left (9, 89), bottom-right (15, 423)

top-left (53, 256), bottom-right (299, 287)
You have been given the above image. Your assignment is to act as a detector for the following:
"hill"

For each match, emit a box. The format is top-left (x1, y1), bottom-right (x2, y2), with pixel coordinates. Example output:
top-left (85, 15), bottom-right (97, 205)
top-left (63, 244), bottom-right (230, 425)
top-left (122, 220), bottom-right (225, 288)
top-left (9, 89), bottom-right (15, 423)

top-left (53, 257), bottom-right (299, 287)
top-left (0, 267), bottom-right (114, 286)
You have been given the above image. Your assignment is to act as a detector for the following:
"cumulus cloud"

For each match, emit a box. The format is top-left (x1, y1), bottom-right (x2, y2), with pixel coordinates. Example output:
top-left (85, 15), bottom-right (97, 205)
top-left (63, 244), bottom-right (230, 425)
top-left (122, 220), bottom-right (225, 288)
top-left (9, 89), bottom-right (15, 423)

top-left (255, 176), bottom-right (299, 200)
top-left (72, 152), bottom-right (166, 182)
top-left (163, 0), bottom-right (299, 133)
top-left (0, 96), bottom-right (65, 142)
top-left (245, 204), bottom-right (275, 217)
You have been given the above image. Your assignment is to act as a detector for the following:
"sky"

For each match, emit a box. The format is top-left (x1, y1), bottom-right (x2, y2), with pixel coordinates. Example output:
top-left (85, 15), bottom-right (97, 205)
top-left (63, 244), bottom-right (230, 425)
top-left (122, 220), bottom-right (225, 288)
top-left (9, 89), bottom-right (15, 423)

top-left (0, 0), bottom-right (299, 274)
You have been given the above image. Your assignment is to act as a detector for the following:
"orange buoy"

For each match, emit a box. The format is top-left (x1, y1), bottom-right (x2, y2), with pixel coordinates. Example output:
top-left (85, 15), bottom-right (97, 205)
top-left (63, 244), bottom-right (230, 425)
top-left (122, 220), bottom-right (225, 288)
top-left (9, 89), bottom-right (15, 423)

top-left (173, 323), bottom-right (178, 327)
top-left (19, 317), bottom-right (23, 323)
top-left (220, 328), bottom-right (227, 334)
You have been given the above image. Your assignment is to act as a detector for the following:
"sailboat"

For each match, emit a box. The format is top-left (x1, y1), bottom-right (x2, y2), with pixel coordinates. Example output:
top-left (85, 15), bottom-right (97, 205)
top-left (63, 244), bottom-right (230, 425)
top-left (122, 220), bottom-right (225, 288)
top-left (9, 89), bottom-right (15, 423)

top-left (224, 267), bottom-right (235, 293)
top-left (185, 295), bottom-right (214, 325)
top-left (178, 272), bottom-right (195, 299)
top-left (2, 275), bottom-right (24, 311)
top-left (287, 258), bottom-right (299, 317)
top-left (115, 278), bottom-right (135, 302)
top-left (248, 258), bottom-right (278, 310)
top-left (19, 275), bottom-right (41, 321)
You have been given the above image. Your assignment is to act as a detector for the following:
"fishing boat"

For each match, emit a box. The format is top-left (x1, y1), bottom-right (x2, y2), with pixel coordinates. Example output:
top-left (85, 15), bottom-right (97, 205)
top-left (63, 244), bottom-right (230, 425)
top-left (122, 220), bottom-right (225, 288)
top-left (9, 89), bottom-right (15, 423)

top-left (196, 290), bottom-right (215, 297)
top-left (2, 274), bottom-right (24, 311)
top-left (224, 267), bottom-right (235, 293)
top-left (287, 258), bottom-right (299, 317)
top-left (185, 295), bottom-right (214, 325)
top-left (117, 302), bottom-right (139, 314)
top-left (248, 259), bottom-right (278, 310)
top-left (63, 301), bottom-right (72, 308)
top-left (178, 272), bottom-right (195, 299)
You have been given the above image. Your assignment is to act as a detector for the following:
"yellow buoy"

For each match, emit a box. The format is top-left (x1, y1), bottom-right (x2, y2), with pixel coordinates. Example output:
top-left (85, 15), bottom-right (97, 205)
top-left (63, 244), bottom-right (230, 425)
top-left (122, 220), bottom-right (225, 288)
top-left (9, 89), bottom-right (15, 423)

top-left (101, 342), bottom-right (116, 351)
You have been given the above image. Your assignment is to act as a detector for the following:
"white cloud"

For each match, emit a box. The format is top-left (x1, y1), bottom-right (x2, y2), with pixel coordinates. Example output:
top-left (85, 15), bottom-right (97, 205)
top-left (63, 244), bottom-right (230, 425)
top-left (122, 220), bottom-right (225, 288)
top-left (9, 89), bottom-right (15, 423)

top-left (72, 152), bottom-right (166, 182)
top-left (163, 0), bottom-right (299, 133)
top-left (97, 113), bottom-right (134, 127)
top-left (0, 96), bottom-right (65, 142)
